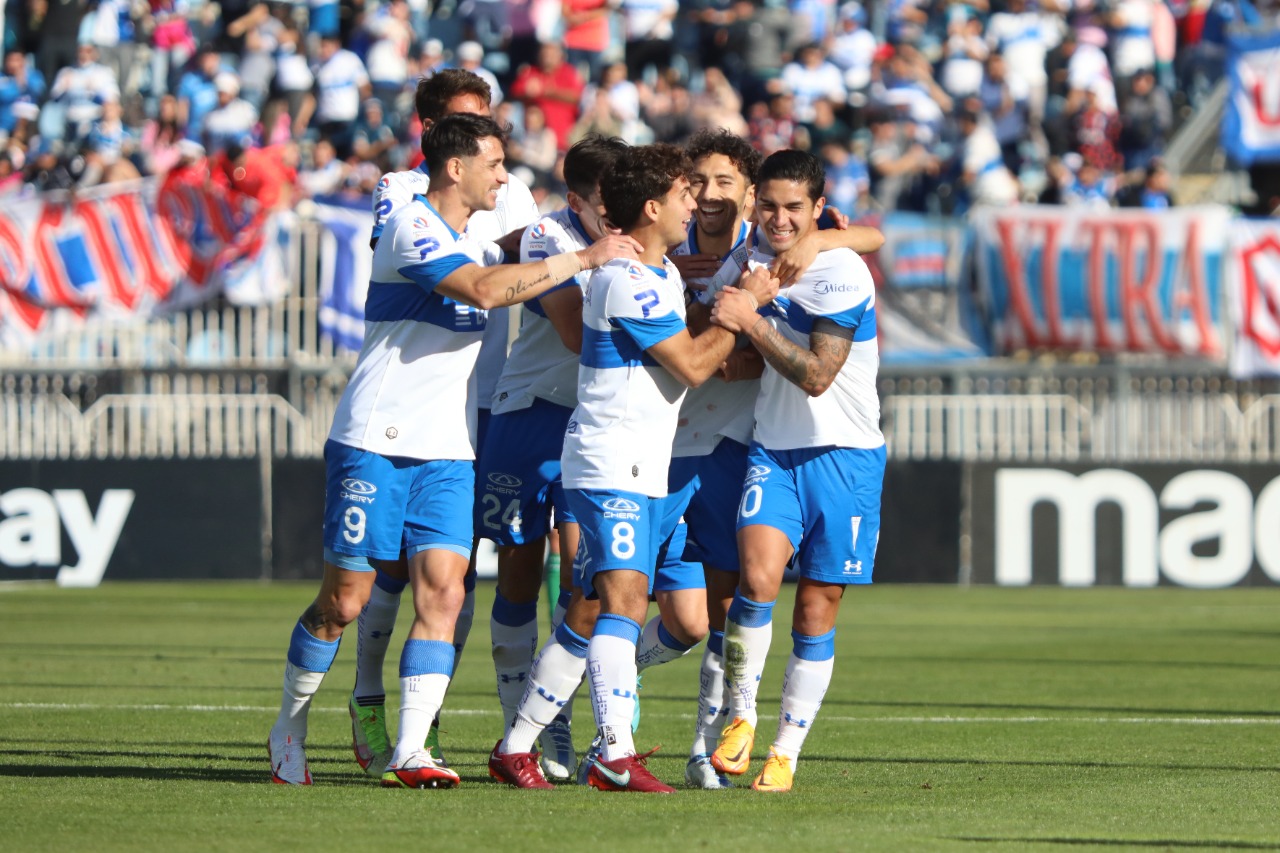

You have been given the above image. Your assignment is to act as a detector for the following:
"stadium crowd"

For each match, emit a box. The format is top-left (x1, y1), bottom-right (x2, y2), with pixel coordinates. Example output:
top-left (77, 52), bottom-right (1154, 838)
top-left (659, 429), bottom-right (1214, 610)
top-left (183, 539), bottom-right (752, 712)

top-left (0, 0), bottom-right (1264, 208)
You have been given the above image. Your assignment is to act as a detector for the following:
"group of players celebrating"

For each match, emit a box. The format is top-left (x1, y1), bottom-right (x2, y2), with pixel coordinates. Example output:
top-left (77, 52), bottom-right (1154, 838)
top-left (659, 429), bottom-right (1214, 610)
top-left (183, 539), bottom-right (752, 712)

top-left (267, 68), bottom-right (886, 795)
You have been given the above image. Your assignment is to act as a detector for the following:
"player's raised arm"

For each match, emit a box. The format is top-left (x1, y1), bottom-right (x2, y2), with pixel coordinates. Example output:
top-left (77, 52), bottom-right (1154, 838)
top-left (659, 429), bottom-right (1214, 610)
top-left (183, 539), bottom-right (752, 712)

top-left (432, 233), bottom-right (640, 309)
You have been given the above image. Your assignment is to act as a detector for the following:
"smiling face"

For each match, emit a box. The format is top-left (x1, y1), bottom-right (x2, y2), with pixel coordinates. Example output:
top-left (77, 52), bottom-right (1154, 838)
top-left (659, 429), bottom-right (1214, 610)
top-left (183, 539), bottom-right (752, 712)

top-left (688, 152), bottom-right (752, 240)
top-left (754, 177), bottom-right (824, 253)
top-left (653, 176), bottom-right (697, 250)
top-left (455, 135), bottom-right (508, 212)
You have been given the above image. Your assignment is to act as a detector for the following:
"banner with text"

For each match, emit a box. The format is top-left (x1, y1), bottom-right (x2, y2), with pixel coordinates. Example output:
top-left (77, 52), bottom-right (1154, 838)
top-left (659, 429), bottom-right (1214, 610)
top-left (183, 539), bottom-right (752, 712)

top-left (972, 205), bottom-right (1231, 358)
top-left (1227, 217), bottom-right (1280, 378)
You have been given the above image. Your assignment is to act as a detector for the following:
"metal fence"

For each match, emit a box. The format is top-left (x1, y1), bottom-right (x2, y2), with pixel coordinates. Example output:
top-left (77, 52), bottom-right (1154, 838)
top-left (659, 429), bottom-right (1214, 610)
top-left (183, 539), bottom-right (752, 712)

top-left (4, 365), bottom-right (1280, 463)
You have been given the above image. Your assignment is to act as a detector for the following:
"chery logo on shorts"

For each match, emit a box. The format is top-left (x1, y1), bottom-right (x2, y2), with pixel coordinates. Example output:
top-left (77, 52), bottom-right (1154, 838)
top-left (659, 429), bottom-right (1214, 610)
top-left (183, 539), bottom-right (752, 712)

top-left (487, 472), bottom-right (523, 495)
top-left (603, 497), bottom-right (641, 512)
top-left (745, 465), bottom-right (771, 483)
top-left (341, 479), bottom-right (377, 504)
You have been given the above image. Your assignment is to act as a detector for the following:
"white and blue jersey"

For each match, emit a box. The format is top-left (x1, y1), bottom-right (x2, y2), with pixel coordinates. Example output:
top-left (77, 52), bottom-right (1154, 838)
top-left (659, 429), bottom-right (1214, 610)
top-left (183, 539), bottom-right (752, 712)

top-left (329, 193), bottom-right (502, 462)
top-left (562, 257), bottom-right (689, 498)
top-left (669, 220), bottom-right (759, 458)
top-left (738, 245), bottom-right (885, 585)
top-left (491, 207), bottom-right (595, 414)
top-left (474, 206), bottom-right (594, 546)
top-left (751, 246), bottom-right (882, 451)
top-left (371, 164), bottom-right (540, 422)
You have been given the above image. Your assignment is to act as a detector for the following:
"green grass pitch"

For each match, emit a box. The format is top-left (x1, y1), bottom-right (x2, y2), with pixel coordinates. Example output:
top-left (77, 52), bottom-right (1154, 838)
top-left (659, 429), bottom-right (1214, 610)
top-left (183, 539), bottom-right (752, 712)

top-left (1, 581), bottom-right (1278, 852)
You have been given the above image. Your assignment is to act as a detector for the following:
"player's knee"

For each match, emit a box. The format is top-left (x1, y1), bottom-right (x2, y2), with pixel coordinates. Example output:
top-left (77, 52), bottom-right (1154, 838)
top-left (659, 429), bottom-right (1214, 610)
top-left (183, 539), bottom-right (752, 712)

top-left (319, 590), bottom-right (366, 629)
top-left (669, 612), bottom-right (708, 646)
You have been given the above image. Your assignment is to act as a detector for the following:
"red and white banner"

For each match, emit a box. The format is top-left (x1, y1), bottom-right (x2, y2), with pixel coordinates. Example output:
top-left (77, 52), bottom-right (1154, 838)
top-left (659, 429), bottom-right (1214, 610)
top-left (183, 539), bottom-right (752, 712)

top-left (0, 176), bottom-right (291, 349)
top-left (972, 205), bottom-right (1232, 359)
top-left (1228, 218), bottom-right (1280, 378)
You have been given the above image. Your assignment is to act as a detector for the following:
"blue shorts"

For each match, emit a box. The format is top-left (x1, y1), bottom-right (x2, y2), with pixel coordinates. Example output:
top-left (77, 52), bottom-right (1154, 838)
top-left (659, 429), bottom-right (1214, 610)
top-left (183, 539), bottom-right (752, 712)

top-left (668, 438), bottom-right (748, 574)
top-left (474, 400), bottom-right (575, 546)
top-left (322, 439), bottom-right (475, 569)
top-left (736, 443), bottom-right (885, 585)
top-left (653, 518), bottom-right (704, 592)
top-left (566, 488), bottom-right (674, 598)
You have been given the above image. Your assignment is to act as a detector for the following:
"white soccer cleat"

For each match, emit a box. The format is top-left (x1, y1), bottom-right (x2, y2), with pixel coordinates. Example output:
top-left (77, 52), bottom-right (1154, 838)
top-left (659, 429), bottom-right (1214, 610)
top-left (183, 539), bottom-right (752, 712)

top-left (685, 753), bottom-right (733, 789)
top-left (539, 714), bottom-right (577, 782)
top-left (381, 750), bottom-right (461, 789)
top-left (268, 729), bottom-right (312, 785)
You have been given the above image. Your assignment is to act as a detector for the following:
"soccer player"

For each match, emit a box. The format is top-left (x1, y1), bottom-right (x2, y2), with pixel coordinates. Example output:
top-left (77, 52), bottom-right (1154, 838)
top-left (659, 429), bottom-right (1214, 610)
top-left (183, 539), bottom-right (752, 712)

top-left (350, 68), bottom-right (541, 776)
top-left (672, 129), bottom-right (885, 789)
top-left (476, 133), bottom-right (630, 781)
top-left (707, 149), bottom-right (882, 793)
top-left (559, 143), bottom-right (777, 794)
top-left (266, 113), bottom-right (641, 787)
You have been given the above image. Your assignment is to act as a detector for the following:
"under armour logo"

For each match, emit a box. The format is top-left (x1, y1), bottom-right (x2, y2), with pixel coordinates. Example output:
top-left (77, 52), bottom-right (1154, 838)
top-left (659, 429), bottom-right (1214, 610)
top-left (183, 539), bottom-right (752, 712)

top-left (844, 560), bottom-right (863, 575)
top-left (785, 712), bottom-right (809, 728)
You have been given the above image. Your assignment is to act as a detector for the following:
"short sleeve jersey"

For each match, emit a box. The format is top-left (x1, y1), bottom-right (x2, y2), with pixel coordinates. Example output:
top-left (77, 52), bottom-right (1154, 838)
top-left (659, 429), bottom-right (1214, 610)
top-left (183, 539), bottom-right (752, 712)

top-left (669, 220), bottom-right (759, 457)
top-left (329, 194), bottom-right (502, 460)
top-left (749, 245), bottom-right (884, 452)
top-left (490, 206), bottom-right (594, 414)
top-left (561, 258), bottom-right (688, 498)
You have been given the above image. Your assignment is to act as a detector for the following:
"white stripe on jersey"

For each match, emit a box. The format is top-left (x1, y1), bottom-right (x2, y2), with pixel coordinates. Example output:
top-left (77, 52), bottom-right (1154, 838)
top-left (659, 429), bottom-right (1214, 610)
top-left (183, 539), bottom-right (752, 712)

top-left (561, 258), bottom-right (688, 498)
top-left (490, 207), bottom-right (595, 414)
top-left (750, 246), bottom-right (884, 451)
top-left (669, 220), bottom-right (758, 457)
top-left (331, 195), bottom-right (503, 461)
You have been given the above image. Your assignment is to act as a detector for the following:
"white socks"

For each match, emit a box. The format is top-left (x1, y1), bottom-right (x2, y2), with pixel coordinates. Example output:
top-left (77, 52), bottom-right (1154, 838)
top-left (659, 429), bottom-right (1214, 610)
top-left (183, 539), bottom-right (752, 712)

top-left (635, 615), bottom-right (697, 672)
top-left (722, 594), bottom-right (776, 728)
top-left (587, 613), bottom-right (641, 762)
top-left (490, 592), bottom-right (540, 725)
top-left (690, 629), bottom-right (730, 757)
top-left (771, 629), bottom-right (836, 763)
top-left (502, 622), bottom-right (589, 754)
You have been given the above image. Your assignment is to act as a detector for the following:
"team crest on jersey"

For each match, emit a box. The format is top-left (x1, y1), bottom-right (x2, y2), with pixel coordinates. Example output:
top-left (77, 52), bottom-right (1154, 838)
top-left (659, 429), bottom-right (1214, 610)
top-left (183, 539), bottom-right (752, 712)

top-left (531, 222), bottom-right (547, 238)
top-left (625, 263), bottom-right (646, 281)
top-left (378, 176), bottom-right (390, 189)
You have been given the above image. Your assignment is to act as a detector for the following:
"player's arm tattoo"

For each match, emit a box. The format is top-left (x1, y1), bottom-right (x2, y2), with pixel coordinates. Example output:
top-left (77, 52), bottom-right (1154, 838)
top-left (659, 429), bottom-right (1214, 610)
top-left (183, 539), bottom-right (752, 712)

top-left (747, 316), bottom-right (852, 396)
top-left (503, 270), bottom-right (553, 302)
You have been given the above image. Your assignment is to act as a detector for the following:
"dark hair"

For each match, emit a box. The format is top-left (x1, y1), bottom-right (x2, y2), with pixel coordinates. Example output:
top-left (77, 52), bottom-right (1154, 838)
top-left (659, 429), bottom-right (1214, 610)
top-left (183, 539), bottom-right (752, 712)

top-left (415, 69), bottom-right (493, 123)
top-left (757, 149), bottom-right (825, 202)
top-left (563, 134), bottom-right (628, 199)
top-left (599, 143), bottom-right (692, 231)
top-left (684, 128), bottom-right (762, 185)
top-left (422, 113), bottom-right (509, 175)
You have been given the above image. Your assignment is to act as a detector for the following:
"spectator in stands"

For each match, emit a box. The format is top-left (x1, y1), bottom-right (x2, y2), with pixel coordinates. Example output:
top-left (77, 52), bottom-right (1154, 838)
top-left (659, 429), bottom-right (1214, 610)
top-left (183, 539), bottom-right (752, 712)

top-left (596, 61), bottom-right (645, 142)
top-left (569, 87), bottom-right (625, 143)
top-left (305, 34), bottom-right (371, 158)
top-left (455, 42), bottom-right (503, 106)
top-left (269, 27), bottom-right (315, 141)
top-left (177, 46), bottom-right (225, 142)
top-left (1118, 68), bottom-right (1171, 171)
top-left (747, 92), bottom-right (798, 155)
top-left (977, 53), bottom-right (1030, 177)
top-left (1072, 83), bottom-right (1122, 173)
top-left (780, 43), bottom-right (847, 125)
top-left (867, 108), bottom-right (938, 211)
top-left (622, 0), bottom-right (678, 82)
top-left (802, 97), bottom-right (852, 152)
top-left (830, 2), bottom-right (876, 101)
top-left (509, 103), bottom-right (559, 183)
top-left (226, 4), bottom-right (281, 113)
top-left (0, 50), bottom-right (46, 138)
top-left (691, 65), bottom-right (747, 136)
top-left (210, 141), bottom-right (299, 216)
top-left (875, 46), bottom-right (950, 146)
top-left (33, 0), bottom-right (89, 87)
top-left (821, 138), bottom-right (871, 214)
top-left (956, 107), bottom-right (1020, 208)
top-left (562, 0), bottom-right (613, 82)
top-left (1138, 159), bottom-right (1172, 208)
top-left (722, 0), bottom-right (790, 105)
top-left (940, 13), bottom-right (988, 101)
top-left (419, 38), bottom-right (449, 77)
top-left (47, 43), bottom-right (121, 143)
top-left (1062, 156), bottom-right (1116, 209)
top-left (986, 0), bottom-right (1063, 132)
top-left (353, 98), bottom-right (400, 169)
top-left (1107, 0), bottom-right (1158, 89)
top-left (640, 69), bottom-right (695, 143)
top-left (204, 72), bottom-right (259, 153)
top-left (145, 0), bottom-right (197, 99)
top-left (511, 42), bottom-right (584, 151)
top-left (364, 0), bottom-right (414, 118)
top-left (80, 99), bottom-right (141, 187)
top-left (141, 93), bottom-right (184, 174)
top-left (299, 137), bottom-right (347, 196)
